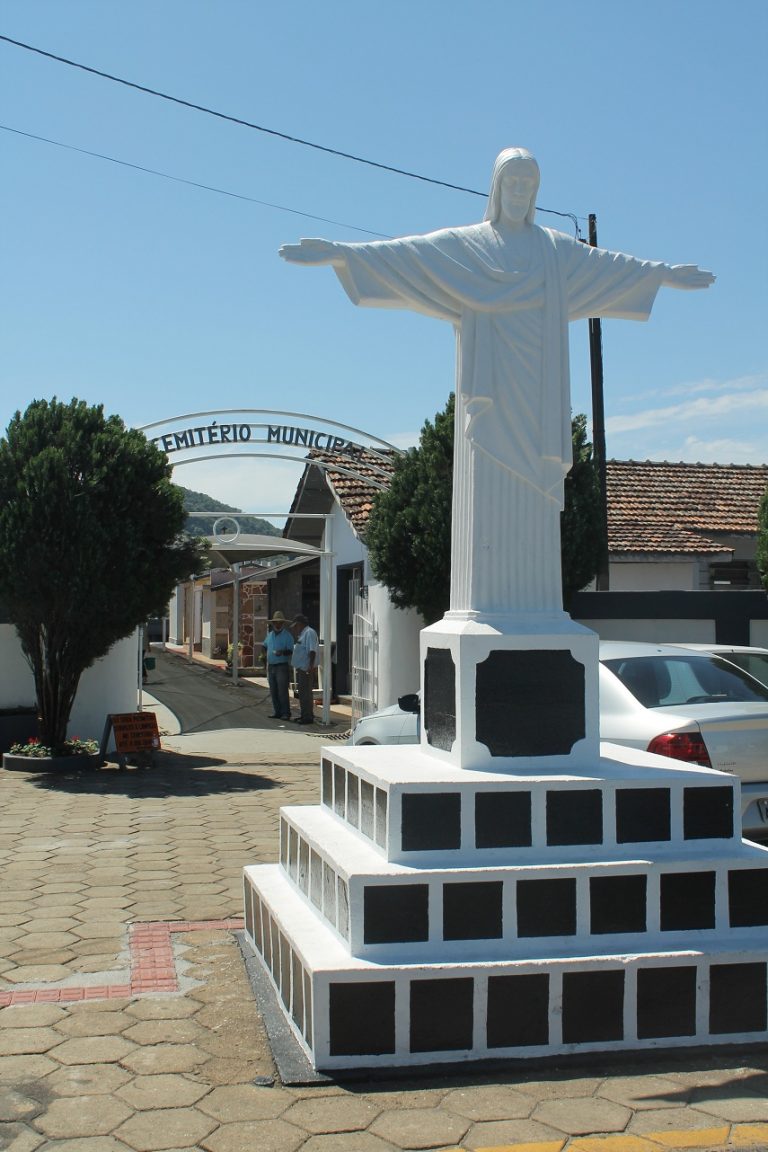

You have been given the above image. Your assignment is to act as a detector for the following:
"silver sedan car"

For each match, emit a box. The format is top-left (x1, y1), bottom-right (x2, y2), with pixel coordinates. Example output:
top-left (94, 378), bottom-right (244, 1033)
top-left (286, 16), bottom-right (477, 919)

top-left (350, 641), bottom-right (768, 839)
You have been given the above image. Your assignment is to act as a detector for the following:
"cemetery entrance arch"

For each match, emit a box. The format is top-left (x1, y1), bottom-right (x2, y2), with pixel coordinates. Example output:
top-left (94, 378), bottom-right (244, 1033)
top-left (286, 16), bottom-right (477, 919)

top-left (139, 410), bottom-right (400, 723)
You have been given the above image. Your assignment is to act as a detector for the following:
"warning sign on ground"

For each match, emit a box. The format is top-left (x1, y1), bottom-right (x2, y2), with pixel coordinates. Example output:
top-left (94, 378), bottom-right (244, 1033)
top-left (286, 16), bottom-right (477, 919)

top-left (102, 712), bottom-right (161, 756)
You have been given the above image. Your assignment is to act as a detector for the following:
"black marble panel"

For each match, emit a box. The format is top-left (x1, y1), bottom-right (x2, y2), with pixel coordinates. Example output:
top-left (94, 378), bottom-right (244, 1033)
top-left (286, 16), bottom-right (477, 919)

top-left (329, 981), bottom-right (396, 1055)
top-left (709, 962), bottom-right (767, 1035)
top-left (684, 786), bottom-right (734, 840)
top-left (298, 838), bottom-right (309, 896)
top-left (487, 973), bottom-right (549, 1048)
top-left (547, 789), bottom-right (603, 846)
top-left (375, 788), bottom-right (388, 848)
top-left (309, 850), bottom-right (322, 909)
top-left (660, 871), bottom-right (716, 931)
top-left (262, 913), bottom-right (272, 968)
top-left (517, 878), bottom-right (577, 937)
top-left (244, 884), bottom-right (254, 939)
top-left (279, 931), bottom-right (290, 1003)
top-left (288, 826), bottom-right (298, 881)
top-left (562, 970), bottom-right (625, 1043)
top-left (364, 884), bottom-right (429, 944)
top-left (637, 966), bottom-right (697, 1038)
top-left (347, 773), bottom-right (359, 828)
top-left (443, 881), bottom-right (503, 940)
top-left (590, 874), bottom-right (647, 935)
top-left (615, 788), bottom-right (671, 843)
top-left (323, 862), bottom-right (336, 926)
top-left (334, 764), bottom-right (346, 817)
top-left (424, 647), bottom-right (456, 751)
top-left (410, 977), bottom-right (474, 1052)
top-left (304, 970), bottom-right (313, 1046)
top-left (253, 892), bottom-right (263, 955)
top-left (475, 791), bottom-right (532, 848)
top-left (476, 649), bottom-right (585, 757)
top-left (321, 757), bottom-right (332, 807)
top-left (728, 868), bottom-right (768, 928)
top-left (360, 779), bottom-right (375, 839)
top-left (402, 792), bottom-right (461, 852)
top-left (291, 951), bottom-right (304, 1030)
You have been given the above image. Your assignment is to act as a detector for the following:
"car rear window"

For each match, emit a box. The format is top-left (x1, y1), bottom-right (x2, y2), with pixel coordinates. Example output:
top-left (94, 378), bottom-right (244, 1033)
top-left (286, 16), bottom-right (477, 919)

top-left (720, 652), bottom-right (768, 689)
top-left (602, 654), bottom-right (768, 709)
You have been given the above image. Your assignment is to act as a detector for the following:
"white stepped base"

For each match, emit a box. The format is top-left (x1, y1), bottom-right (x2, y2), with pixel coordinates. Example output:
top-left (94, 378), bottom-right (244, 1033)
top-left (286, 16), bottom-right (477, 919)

top-left (244, 863), bottom-right (768, 1071)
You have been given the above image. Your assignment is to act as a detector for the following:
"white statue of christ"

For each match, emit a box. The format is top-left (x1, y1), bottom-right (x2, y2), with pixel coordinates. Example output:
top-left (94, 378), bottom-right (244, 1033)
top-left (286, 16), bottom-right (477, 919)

top-left (280, 148), bottom-right (714, 619)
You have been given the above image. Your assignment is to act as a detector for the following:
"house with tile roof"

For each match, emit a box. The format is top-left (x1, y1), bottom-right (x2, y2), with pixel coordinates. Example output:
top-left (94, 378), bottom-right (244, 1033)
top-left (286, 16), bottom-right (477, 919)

top-left (276, 453), bottom-right (768, 707)
top-left (605, 460), bottom-right (768, 591)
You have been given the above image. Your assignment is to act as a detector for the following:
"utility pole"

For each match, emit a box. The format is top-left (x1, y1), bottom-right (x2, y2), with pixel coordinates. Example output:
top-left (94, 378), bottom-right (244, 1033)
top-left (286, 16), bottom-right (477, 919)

top-left (588, 213), bottom-right (610, 590)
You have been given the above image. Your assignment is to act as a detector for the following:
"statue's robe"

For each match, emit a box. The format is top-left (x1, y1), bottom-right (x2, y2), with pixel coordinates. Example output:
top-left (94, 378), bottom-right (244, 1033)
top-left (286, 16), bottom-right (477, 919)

top-left (332, 223), bottom-right (666, 615)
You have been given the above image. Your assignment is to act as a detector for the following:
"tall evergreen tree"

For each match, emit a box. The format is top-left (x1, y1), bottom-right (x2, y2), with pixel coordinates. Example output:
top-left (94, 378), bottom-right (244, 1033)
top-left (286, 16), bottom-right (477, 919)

top-left (0, 398), bottom-right (203, 749)
top-left (757, 484), bottom-right (768, 591)
top-left (366, 395), bottom-right (603, 623)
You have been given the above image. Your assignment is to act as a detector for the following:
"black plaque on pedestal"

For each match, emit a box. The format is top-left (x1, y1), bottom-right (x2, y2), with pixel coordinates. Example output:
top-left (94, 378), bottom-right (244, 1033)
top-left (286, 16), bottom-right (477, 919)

top-left (476, 650), bottom-right (585, 757)
top-left (424, 647), bottom-right (456, 751)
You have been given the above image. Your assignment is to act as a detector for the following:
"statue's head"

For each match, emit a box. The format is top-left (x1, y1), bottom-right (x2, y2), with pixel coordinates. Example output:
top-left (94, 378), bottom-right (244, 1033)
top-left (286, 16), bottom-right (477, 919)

top-left (485, 148), bottom-right (540, 226)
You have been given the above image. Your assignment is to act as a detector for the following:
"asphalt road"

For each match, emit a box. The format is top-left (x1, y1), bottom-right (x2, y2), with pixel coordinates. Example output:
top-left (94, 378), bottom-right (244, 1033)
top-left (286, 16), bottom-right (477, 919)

top-left (145, 649), bottom-right (275, 734)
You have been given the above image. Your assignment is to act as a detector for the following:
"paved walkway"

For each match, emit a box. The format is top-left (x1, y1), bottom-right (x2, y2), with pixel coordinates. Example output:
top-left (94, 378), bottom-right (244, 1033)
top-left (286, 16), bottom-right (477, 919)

top-left (1, 650), bottom-right (767, 1151)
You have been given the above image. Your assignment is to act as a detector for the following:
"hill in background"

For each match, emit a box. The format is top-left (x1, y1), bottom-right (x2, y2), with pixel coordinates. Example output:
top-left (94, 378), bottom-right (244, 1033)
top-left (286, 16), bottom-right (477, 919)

top-left (179, 486), bottom-right (282, 539)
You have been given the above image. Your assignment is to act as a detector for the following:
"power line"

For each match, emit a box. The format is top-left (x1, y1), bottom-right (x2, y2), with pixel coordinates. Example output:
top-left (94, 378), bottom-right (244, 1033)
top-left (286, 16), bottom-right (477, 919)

top-left (0, 33), bottom-right (583, 233)
top-left (0, 124), bottom-right (392, 238)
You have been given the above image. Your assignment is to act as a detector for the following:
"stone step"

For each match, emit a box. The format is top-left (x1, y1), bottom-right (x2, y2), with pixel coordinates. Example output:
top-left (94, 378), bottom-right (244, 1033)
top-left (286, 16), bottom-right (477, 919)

top-left (243, 862), bottom-right (768, 1072)
top-left (318, 744), bottom-right (743, 864)
top-left (278, 804), bottom-right (768, 962)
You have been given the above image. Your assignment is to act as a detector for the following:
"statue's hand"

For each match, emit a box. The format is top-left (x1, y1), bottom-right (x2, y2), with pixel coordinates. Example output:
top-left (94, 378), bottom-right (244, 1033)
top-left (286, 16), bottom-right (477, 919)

top-left (278, 238), bottom-right (344, 266)
top-left (664, 264), bottom-right (716, 290)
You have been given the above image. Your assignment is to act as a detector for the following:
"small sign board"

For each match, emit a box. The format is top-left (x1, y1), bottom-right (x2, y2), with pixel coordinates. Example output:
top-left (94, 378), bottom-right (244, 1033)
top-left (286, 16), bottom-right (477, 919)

top-left (101, 712), bottom-right (161, 759)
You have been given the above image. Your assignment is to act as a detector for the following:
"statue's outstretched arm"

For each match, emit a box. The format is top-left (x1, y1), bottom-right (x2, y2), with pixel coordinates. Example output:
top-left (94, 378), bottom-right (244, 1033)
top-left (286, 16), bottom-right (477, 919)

top-left (662, 264), bottom-right (716, 290)
top-left (278, 238), bottom-right (346, 267)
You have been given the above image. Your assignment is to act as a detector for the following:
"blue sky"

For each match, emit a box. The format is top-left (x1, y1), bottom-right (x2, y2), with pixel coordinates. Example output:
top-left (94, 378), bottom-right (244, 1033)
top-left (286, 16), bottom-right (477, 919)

top-left (1, 0), bottom-right (765, 516)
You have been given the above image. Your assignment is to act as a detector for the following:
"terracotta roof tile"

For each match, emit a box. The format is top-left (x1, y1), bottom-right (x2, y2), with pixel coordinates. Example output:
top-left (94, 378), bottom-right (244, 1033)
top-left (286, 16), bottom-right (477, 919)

top-left (606, 460), bottom-right (768, 554)
top-left (300, 452), bottom-right (768, 558)
top-left (307, 448), bottom-right (397, 540)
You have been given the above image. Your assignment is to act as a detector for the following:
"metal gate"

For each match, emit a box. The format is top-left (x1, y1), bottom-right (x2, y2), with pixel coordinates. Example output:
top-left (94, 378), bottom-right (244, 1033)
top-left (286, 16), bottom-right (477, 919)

top-left (351, 587), bottom-right (378, 727)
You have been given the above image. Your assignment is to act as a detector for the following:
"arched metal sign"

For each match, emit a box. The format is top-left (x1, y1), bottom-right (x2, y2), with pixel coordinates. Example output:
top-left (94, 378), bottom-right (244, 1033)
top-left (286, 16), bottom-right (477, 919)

top-left (139, 408), bottom-right (400, 490)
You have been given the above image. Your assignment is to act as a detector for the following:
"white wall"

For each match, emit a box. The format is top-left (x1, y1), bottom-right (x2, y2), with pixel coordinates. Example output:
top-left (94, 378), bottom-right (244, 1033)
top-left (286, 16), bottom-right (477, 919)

top-left (574, 617), bottom-right (717, 643)
top-left (0, 624), bottom-right (35, 708)
top-left (0, 624), bottom-right (139, 741)
top-left (368, 582), bottom-right (422, 709)
top-left (608, 560), bottom-right (699, 591)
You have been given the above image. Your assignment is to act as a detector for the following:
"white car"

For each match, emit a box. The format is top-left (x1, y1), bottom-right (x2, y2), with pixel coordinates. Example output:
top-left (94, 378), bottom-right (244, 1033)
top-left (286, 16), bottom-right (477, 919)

top-left (670, 643), bottom-right (768, 690)
top-left (350, 641), bottom-right (768, 839)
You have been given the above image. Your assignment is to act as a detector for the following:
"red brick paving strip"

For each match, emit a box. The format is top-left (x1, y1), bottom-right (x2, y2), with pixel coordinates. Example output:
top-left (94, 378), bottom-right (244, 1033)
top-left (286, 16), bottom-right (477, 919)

top-left (0, 917), bottom-right (245, 1005)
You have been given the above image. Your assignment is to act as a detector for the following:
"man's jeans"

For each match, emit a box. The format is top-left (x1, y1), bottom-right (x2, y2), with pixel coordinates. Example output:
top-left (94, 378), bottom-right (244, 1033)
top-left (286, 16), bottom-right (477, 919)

top-left (268, 663), bottom-right (291, 719)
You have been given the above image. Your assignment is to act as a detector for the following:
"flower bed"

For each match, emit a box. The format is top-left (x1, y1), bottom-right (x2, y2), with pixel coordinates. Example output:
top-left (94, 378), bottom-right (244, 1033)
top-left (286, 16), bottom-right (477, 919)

top-left (2, 736), bottom-right (102, 771)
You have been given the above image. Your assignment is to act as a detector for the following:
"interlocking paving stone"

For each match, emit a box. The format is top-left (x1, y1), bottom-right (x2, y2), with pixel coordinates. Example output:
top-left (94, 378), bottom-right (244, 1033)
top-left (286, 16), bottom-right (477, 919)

top-left (442, 1083), bottom-right (536, 1120)
top-left (463, 1117), bottom-right (569, 1148)
top-left (54, 1010), bottom-right (134, 1037)
top-left (119, 1042), bottom-right (208, 1075)
top-left (297, 1135), bottom-right (400, 1152)
top-left (199, 1117), bottom-right (307, 1152)
top-left (639, 1127), bottom-right (730, 1148)
top-left (196, 1083), bottom-right (294, 1121)
top-left (116, 1072), bottom-right (211, 1110)
top-left (532, 1096), bottom-right (632, 1136)
top-left (0, 1005), bottom-right (66, 1028)
top-left (46, 1062), bottom-right (132, 1096)
top-left (49, 1035), bottom-right (137, 1065)
top-left (629, 1106), bottom-right (733, 1136)
top-left (596, 1074), bottom-right (688, 1110)
top-left (114, 1106), bottom-right (217, 1150)
top-left (0, 1086), bottom-right (43, 1122)
top-left (687, 1090), bottom-right (768, 1122)
top-left (33, 1094), bottom-right (133, 1138)
top-left (283, 1093), bottom-right (382, 1133)
top-left (568, 1137), bottom-right (668, 1151)
top-left (730, 1123), bottom-right (768, 1146)
top-left (369, 1106), bottom-right (470, 1149)
top-left (0, 1027), bottom-right (62, 1055)
top-left (0, 1123), bottom-right (45, 1151)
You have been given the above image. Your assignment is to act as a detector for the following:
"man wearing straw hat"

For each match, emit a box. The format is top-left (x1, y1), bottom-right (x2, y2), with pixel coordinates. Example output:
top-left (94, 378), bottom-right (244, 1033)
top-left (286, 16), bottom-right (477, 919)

top-left (262, 610), bottom-right (294, 721)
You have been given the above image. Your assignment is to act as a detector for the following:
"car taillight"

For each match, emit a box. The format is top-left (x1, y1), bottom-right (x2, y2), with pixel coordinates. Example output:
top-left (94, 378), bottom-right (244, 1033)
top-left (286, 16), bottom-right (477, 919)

top-left (647, 730), bottom-right (711, 767)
